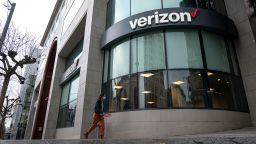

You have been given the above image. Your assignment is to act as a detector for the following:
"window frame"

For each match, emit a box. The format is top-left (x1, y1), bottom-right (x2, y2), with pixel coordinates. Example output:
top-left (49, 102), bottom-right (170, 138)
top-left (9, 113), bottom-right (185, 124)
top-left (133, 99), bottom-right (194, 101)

top-left (102, 29), bottom-right (249, 113)
top-left (57, 73), bottom-right (80, 128)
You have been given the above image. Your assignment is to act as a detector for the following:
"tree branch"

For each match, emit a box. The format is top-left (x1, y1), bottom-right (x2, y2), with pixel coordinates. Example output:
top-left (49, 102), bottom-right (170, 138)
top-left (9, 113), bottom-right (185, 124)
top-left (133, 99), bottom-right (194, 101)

top-left (14, 72), bottom-right (25, 84)
top-left (0, 72), bottom-right (5, 76)
top-left (0, 54), bottom-right (8, 71)
top-left (0, 67), bottom-right (6, 72)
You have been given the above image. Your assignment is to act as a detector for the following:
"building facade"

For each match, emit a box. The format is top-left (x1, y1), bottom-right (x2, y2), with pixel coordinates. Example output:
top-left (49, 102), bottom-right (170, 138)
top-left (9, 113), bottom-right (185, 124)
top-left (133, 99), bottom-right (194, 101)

top-left (26, 0), bottom-right (256, 139)
top-left (10, 48), bottom-right (41, 139)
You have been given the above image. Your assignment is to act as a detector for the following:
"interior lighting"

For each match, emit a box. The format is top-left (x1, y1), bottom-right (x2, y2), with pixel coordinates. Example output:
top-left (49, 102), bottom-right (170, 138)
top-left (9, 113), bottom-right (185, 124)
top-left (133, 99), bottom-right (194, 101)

top-left (121, 98), bottom-right (129, 101)
top-left (207, 72), bottom-right (214, 76)
top-left (172, 81), bottom-right (185, 85)
top-left (141, 73), bottom-right (154, 78)
top-left (147, 101), bottom-right (155, 104)
top-left (114, 85), bottom-right (123, 89)
top-left (142, 91), bottom-right (151, 94)
top-left (217, 79), bottom-right (221, 82)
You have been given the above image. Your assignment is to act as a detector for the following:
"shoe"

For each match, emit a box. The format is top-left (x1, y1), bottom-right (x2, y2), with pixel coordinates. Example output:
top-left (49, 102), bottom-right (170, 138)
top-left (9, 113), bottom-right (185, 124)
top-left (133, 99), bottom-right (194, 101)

top-left (100, 135), bottom-right (104, 139)
top-left (84, 132), bottom-right (89, 139)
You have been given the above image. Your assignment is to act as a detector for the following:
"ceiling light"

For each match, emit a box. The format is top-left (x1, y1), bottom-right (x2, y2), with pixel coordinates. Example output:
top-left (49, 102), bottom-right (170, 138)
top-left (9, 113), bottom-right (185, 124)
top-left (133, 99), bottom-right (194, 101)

top-left (210, 88), bottom-right (215, 91)
top-left (198, 74), bottom-right (202, 76)
top-left (172, 81), bottom-right (185, 85)
top-left (147, 101), bottom-right (155, 104)
top-left (217, 79), bottom-right (221, 82)
top-left (142, 91), bottom-right (151, 94)
top-left (121, 98), bottom-right (129, 101)
top-left (114, 85), bottom-right (123, 89)
top-left (141, 73), bottom-right (154, 78)
top-left (226, 81), bottom-right (230, 84)
top-left (207, 72), bottom-right (214, 76)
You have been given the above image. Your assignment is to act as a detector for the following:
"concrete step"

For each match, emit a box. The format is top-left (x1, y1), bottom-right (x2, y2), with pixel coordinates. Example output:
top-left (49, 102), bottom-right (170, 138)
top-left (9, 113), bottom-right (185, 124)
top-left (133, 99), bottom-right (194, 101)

top-left (1, 136), bottom-right (256, 144)
top-left (2, 127), bottom-right (256, 144)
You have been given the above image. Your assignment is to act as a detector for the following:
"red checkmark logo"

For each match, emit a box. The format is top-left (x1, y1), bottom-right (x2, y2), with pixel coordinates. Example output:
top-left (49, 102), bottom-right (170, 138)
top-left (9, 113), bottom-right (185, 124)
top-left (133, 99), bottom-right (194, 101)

top-left (190, 8), bottom-right (198, 19)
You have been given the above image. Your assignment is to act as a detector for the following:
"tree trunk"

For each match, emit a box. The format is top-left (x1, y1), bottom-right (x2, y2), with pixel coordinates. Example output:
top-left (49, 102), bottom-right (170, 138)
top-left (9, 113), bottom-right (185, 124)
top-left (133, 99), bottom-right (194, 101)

top-left (0, 76), bottom-right (10, 118)
top-left (0, 118), bottom-right (5, 139)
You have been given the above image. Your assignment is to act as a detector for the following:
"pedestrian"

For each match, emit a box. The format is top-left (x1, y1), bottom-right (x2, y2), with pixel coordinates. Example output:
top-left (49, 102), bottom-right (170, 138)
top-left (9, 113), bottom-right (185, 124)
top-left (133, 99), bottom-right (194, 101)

top-left (84, 93), bottom-right (106, 139)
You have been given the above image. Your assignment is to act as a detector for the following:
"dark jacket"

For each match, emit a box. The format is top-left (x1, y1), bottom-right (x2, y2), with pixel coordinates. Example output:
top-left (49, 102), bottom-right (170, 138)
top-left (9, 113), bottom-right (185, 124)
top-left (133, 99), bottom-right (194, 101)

top-left (94, 99), bottom-right (103, 114)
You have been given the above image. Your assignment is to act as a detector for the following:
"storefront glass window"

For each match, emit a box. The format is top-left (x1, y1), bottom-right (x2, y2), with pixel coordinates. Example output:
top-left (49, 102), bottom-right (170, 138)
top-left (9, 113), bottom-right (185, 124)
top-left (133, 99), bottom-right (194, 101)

top-left (202, 31), bottom-right (231, 73)
top-left (227, 41), bottom-right (240, 75)
top-left (138, 71), bottom-right (168, 109)
top-left (168, 70), bottom-right (206, 108)
top-left (57, 74), bottom-right (80, 128)
top-left (131, 0), bottom-right (162, 15)
top-left (230, 76), bottom-right (249, 112)
top-left (102, 29), bottom-right (248, 113)
top-left (207, 72), bottom-right (235, 109)
top-left (103, 51), bottom-right (109, 83)
top-left (110, 39), bottom-right (130, 79)
top-left (69, 75), bottom-right (80, 102)
top-left (163, 0), bottom-right (197, 8)
top-left (60, 83), bottom-right (70, 106)
top-left (166, 30), bottom-right (203, 69)
top-left (131, 31), bottom-right (166, 73)
top-left (109, 75), bottom-right (133, 112)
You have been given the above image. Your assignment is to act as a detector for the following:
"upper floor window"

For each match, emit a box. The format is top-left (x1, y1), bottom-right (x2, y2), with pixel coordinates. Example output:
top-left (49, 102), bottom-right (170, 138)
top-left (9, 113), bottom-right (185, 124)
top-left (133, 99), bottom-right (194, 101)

top-left (65, 40), bottom-right (83, 69)
top-left (106, 0), bottom-right (227, 28)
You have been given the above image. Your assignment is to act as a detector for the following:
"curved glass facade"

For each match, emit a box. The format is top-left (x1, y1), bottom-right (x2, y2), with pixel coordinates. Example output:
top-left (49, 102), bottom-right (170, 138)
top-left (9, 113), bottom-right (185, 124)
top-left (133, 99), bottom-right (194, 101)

top-left (102, 29), bottom-right (249, 113)
top-left (106, 0), bottom-right (227, 27)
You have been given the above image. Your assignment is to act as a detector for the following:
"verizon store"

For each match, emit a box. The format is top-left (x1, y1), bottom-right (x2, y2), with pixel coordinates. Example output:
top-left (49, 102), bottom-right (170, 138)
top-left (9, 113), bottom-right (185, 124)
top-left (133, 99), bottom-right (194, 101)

top-left (27, 0), bottom-right (255, 139)
top-left (101, 0), bottom-right (251, 138)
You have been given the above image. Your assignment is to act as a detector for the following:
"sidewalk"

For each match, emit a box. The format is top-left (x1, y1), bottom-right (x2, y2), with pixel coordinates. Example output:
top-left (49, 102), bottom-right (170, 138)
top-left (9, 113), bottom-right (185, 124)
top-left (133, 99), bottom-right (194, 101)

top-left (1, 127), bottom-right (256, 144)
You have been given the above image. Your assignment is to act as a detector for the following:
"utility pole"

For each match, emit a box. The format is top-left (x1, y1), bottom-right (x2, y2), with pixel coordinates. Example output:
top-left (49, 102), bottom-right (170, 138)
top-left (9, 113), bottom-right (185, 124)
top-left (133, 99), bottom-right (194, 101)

top-left (0, 1), bottom-right (16, 52)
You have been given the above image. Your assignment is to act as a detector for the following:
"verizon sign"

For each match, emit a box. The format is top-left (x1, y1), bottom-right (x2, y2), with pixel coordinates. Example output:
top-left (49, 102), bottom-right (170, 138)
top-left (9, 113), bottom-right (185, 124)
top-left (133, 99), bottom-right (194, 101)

top-left (129, 8), bottom-right (198, 30)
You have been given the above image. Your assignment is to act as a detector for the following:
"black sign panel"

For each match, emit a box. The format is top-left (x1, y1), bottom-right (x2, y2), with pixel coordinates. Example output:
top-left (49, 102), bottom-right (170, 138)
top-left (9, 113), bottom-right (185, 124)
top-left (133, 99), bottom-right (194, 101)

top-left (101, 8), bottom-right (237, 49)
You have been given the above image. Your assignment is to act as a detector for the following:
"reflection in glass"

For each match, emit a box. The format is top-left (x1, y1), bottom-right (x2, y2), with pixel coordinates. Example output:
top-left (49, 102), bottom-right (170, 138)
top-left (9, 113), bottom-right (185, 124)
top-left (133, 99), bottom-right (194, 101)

top-left (131, 31), bottom-right (166, 73)
top-left (202, 31), bottom-right (231, 73)
top-left (131, 0), bottom-right (162, 15)
top-left (69, 75), bottom-right (80, 102)
top-left (138, 71), bottom-right (168, 109)
top-left (166, 30), bottom-right (203, 69)
top-left (57, 99), bottom-right (77, 128)
top-left (103, 51), bottom-right (109, 83)
top-left (102, 28), bottom-right (248, 112)
top-left (197, 0), bottom-right (227, 15)
top-left (110, 39), bottom-right (130, 79)
top-left (207, 72), bottom-right (235, 109)
top-left (57, 74), bottom-right (79, 128)
top-left (66, 40), bottom-right (83, 69)
top-left (230, 76), bottom-right (249, 112)
top-left (60, 83), bottom-right (70, 106)
top-left (169, 70), bottom-right (206, 108)
top-left (227, 40), bottom-right (239, 75)
top-left (111, 0), bottom-right (130, 24)
top-left (163, 0), bottom-right (197, 8)
top-left (109, 75), bottom-right (137, 112)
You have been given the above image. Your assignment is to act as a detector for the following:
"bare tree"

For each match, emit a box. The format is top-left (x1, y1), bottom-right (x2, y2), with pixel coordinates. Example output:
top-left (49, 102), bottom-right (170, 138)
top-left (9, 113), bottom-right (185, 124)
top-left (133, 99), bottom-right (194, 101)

top-left (0, 96), bottom-right (21, 139)
top-left (0, 23), bottom-right (39, 130)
